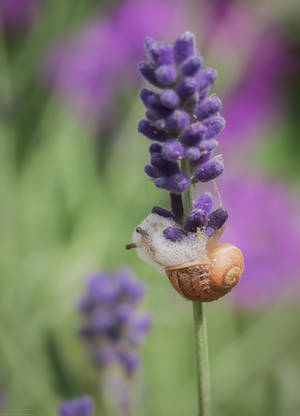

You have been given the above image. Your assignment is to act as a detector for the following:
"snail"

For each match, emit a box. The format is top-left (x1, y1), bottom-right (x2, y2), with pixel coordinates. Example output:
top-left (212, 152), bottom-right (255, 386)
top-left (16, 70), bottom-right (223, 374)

top-left (165, 243), bottom-right (244, 302)
top-left (126, 213), bottom-right (244, 302)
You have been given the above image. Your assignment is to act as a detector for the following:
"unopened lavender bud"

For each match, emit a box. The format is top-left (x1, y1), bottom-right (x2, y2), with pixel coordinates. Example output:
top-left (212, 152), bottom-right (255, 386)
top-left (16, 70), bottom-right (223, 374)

top-left (198, 68), bottom-right (218, 92)
top-left (163, 226), bottom-right (187, 242)
top-left (181, 54), bottom-right (203, 76)
top-left (193, 192), bottom-right (213, 213)
top-left (184, 209), bottom-right (208, 232)
top-left (140, 88), bottom-right (155, 107)
top-left (177, 77), bottom-right (199, 99)
top-left (194, 155), bottom-right (224, 182)
top-left (149, 143), bottom-right (162, 153)
top-left (166, 109), bottom-right (190, 133)
top-left (60, 397), bottom-right (94, 416)
top-left (174, 31), bottom-right (195, 63)
top-left (155, 65), bottom-right (177, 85)
top-left (144, 37), bottom-right (156, 62)
top-left (199, 139), bottom-right (218, 152)
top-left (208, 208), bottom-right (228, 230)
top-left (152, 119), bottom-right (168, 132)
top-left (147, 93), bottom-right (173, 118)
top-left (146, 108), bottom-right (160, 121)
top-left (162, 139), bottom-right (184, 162)
top-left (197, 151), bottom-right (212, 165)
top-left (196, 95), bottom-right (222, 121)
top-left (182, 122), bottom-right (206, 146)
top-left (151, 153), bottom-right (180, 176)
top-left (168, 172), bottom-right (190, 193)
top-left (160, 89), bottom-right (180, 109)
top-left (148, 41), bottom-right (174, 65)
top-left (203, 116), bottom-right (226, 140)
top-left (138, 120), bottom-right (168, 141)
top-left (144, 164), bottom-right (161, 179)
top-left (185, 146), bottom-right (201, 161)
top-left (139, 62), bottom-right (161, 87)
top-left (152, 206), bottom-right (174, 218)
top-left (154, 176), bottom-right (169, 190)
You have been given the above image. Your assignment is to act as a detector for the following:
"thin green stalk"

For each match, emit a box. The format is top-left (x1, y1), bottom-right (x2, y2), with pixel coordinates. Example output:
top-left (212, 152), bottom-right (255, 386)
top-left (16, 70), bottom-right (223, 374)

top-left (181, 160), bottom-right (211, 416)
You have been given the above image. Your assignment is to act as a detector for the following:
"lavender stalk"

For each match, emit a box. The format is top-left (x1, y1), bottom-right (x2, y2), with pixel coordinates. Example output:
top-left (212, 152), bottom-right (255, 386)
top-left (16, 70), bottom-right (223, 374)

top-left (182, 161), bottom-right (211, 416)
top-left (128, 30), bottom-right (244, 416)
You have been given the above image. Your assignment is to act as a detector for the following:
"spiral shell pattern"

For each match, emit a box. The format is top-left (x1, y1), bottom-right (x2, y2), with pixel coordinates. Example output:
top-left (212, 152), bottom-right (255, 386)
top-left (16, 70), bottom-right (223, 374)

top-left (165, 243), bottom-right (244, 302)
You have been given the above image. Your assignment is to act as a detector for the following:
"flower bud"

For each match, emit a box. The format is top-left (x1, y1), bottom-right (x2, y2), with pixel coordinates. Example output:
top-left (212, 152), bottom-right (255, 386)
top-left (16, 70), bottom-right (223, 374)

top-left (199, 139), bottom-right (218, 152)
top-left (166, 109), bottom-right (190, 133)
top-left (160, 89), bottom-right (180, 109)
top-left (185, 146), bottom-right (201, 161)
top-left (144, 37), bottom-right (156, 62)
top-left (152, 206), bottom-right (174, 219)
top-left (181, 54), bottom-right (203, 76)
top-left (174, 31), bottom-right (195, 63)
top-left (140, 88), bottom-right (155, 107)
top-left (184, 209), bottom-right (208, 232)
top-left (177, 77), bottom-right (199, 99)
top-left (197, 68), bottom-right (218, 92)
top-left (168, 172), bottom-right (190, 193)
top-left (138, 120), bottom-right (168, 141)
top-left (155, 65), bottom-right (177, 85)
top-left (149, 143), bottom-right (162, 153)
top-left (144, 164), bottom-right (161, 178)
top-left (154, 176), bottom-right (169, 190)
top-left (163, 226), bottom-right (187, 242)
top-left (151, 152), bottom-right (180, 176)
top-left (208, 208), bottom-right (228, 230)
top-left (182, 122), bottom-right (206, 146)
top-left (203, 116), bottom-right (226, 140)
top-left (148, 41), bottom-right (174, 65)
top-left (194, 155), bottom-right (224, 182)
top-left (193, 192), bottom-right (213, 213)
top-left (139, 61), bottom-right (161, 87)
top-left (196, 94), bottom-right (222, 121)
top-left (162, 139), bottom-right (184, 162)
top-left (152, 119), bottom-right (168, 132)
top-left (147, 93), bottom-right (173, 118)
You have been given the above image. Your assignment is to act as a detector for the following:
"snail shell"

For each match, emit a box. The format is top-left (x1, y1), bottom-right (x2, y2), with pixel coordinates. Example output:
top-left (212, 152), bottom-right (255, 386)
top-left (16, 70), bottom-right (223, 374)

top-left (165, 243), bottom-right (244, 302)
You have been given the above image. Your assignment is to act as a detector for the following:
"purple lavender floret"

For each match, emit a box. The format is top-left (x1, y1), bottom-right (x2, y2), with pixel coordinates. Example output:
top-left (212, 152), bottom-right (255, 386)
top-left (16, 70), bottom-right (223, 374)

top-left (193, 192), bottom-right (214, 213)
top-left (163, 227), bottom-right (187, 242)
top-left (152, 206), bottom-right (175, 219)
top-left (138, 31), bottom-right (227, 240)
top-left (59, 396), bottom-right (94, 416)
top-left (184, 209), bottom-right (208, 233)
top-left (78, 268), bottom-right (152, 376)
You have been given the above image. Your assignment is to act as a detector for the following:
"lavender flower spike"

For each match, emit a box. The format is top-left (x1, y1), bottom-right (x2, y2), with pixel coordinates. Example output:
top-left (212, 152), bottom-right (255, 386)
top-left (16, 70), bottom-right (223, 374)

top-left (131, 31), bottom-right (243, 416)
top-left (59, 396), bottom-right (94, 416)
top-left (133, 30), bottom-right (228, 259)
top-left (78, 268), bottom-right (151, 376)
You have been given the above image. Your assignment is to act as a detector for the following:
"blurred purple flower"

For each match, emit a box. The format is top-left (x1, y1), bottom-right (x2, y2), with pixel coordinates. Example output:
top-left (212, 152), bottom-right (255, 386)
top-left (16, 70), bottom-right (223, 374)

top-left (221, 30), bottom-right (292, 148)
top-left (0, 0), bottom-right (38, 35)
top-left (219, 174), bottom-right (300, 308)
top-left (59, 396), bottom-right (94, 416)
top-left (44, 0), bottom-right (185, 123)
top-left (78, 268), bottom-right (152, 376)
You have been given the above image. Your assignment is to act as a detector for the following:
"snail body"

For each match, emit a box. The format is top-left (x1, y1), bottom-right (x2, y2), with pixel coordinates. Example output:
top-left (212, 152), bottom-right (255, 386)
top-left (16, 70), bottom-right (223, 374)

top-left (127, 214), bottom-right (244, 302)
top-left (165, 243), bottom-right (244, 302)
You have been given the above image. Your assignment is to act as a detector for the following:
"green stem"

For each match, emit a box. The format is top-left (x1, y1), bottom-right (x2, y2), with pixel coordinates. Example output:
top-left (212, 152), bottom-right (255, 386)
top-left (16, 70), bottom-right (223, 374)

top-left (181, 160), bottom-right (211, 416)
top-left (192, 303), bottom-right (211, 416)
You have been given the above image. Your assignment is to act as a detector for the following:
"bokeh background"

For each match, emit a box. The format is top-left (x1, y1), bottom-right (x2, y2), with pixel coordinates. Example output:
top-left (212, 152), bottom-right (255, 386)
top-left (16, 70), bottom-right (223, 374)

top-left (1, 0), bottom-right (300, 415)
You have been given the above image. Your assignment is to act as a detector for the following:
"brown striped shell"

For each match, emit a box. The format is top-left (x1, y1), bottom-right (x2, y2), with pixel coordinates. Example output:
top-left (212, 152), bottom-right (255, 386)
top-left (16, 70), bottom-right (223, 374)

top-left (165, 243), bottom-right (244, 302)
